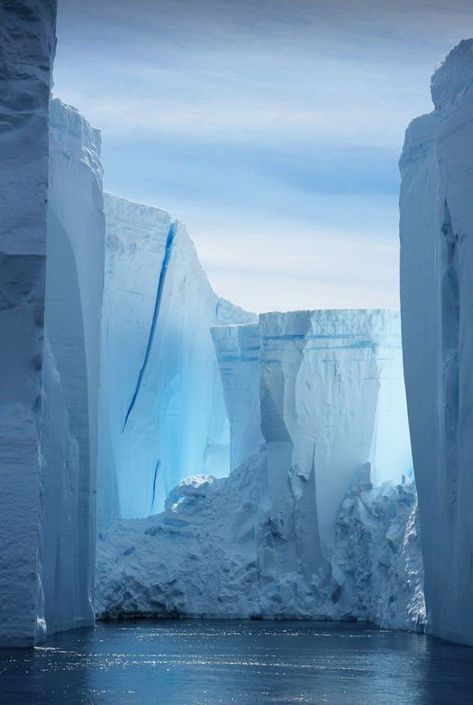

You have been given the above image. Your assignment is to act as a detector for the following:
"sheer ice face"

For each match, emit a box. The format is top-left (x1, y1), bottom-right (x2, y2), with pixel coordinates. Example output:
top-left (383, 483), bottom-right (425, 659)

top-left (40, 99), bottom-right (105, 635)
top-left (213, 309), bottom-right (413, 570)
top-left (98, 195), bottom-right (256, 525)
top-left (0, 0), bottom-right (57, 647)
top-left (400, 39), bottom-right (473, 646)
top-left (97, 308), bottom-right (421, 627)
top-left (0, 10), bottom-right (105, 644)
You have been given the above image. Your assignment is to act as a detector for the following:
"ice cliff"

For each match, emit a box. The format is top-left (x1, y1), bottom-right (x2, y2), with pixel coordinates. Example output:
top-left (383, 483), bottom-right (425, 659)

top-left (400, 39), bottom-right (473, 646)
top-left (0, 0), bottom-right (57, 647)
top-left (41, 98), bottom-right (105, 636)
top-left (98, 195), bottom-right (255, 526)
top-left (97, 309), bottom-right (423, 629)
top-left (0, 3), bottom-right (105, 645)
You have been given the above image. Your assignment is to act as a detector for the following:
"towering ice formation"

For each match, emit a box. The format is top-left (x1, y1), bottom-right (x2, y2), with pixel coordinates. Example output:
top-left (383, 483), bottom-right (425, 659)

top-left (400, 39), bottom-right (473, 645)
top-left (98, 195), bottom-right (255, 525)
top-left (0, 0), bottom-right (57, 647)
top-left (213, 310), bottom-right (413, 572)
top-left (97, 309), bottom-right (421, 628)
top-left (40, 99), bottom-right (105, 634)
top-left (0, 6), bottom-right (105, 645)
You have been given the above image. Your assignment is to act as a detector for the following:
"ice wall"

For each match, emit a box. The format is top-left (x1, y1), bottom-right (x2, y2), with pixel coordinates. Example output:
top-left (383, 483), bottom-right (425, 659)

top-left (400, 39), bottom-right (473, 645)
top-left (97, 310), bottom-right (420, 625)
top-left (213, 309), bottom-right (412, 573)
top-left (40, 99), bottom-right (105, 634)
top-left (99, 195), bottom-right (255, 525)
top-left (0, 0), bottom-right (57, 647)
top-left (260, 310), bottom-right (412, 574)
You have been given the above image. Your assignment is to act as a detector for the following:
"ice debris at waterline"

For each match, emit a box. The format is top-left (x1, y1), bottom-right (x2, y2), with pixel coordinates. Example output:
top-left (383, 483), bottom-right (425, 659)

top-left (97, 310), bottom-right (423, 629)
top-left (400, 38), bottom-right (473, 646)
top-left (96, 452), bottom-right (424, 628)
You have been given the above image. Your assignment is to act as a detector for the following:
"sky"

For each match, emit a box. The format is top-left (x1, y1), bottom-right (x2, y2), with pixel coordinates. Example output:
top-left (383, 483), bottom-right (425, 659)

top-left (54, 0), bottom-right (473, 313)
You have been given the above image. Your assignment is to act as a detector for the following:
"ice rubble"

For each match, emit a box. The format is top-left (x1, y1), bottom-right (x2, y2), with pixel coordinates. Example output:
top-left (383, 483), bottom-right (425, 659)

top-left (97, 310), bottom-right (423, 629)
top-left (400, 38), bottom-right (473, 645)
top-left (98, 195), bottom-right (256, 526)
top-left (0, 0), bottom-right (57, 647)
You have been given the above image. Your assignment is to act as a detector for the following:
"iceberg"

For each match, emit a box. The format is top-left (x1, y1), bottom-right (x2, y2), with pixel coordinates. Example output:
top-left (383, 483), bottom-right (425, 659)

top-left (40, 98), bottom-right (105, 636)
top-left (98, 195), bottom-right (256, 526)
top-left (97, 308), bottom-right (420, 628)
top-left (0, 0), bottom-right (57, 647)
top-left (0, 8), bottom-right (104, 645)
top-left (400, 39), bottom-right (473, 645)
top-left (257, 309), bottom-right (413, 571)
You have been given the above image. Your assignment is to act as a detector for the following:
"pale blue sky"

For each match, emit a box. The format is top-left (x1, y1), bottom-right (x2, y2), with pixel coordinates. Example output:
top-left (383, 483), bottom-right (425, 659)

top-left (54, 0), bottom-right (473, 312)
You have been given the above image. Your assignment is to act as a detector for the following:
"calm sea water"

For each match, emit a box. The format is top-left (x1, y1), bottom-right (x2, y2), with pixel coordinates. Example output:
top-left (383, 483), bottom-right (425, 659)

top-left (1, 620), bottom-right (473, 705)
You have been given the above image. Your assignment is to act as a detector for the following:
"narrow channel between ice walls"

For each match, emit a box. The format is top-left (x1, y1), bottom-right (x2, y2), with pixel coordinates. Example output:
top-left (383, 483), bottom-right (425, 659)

top-left (3, 0), bottom-right (473, 650)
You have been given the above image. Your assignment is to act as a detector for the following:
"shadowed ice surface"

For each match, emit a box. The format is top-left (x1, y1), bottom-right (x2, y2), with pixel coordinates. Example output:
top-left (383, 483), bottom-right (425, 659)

top-left (1, 620), bottom-right (473, 705)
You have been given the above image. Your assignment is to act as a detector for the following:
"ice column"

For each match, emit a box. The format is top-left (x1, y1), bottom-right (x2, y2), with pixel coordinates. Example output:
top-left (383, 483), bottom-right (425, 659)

top-left (0, 1), bottom-right (57, 647)
top-left (400, 39), bottom-right (473, 645)
top-left (40, 99), bottom-right (105, 634)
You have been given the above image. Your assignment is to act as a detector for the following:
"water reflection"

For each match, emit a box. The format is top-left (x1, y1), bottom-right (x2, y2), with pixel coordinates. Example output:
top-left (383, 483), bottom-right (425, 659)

top-left (0, 620), bottom-right (472, 705)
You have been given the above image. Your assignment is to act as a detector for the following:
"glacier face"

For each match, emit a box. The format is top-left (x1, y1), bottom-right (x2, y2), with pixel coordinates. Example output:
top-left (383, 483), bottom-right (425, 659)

top-left (213, 310), bottom-right (413, 573)
top-left (0, 0), bottom-right (57, 647)
top-left (259, 310), bottom-right (413, 573)
top-left (97, 308), bottom-right (421, 628)
top-left (40, 98), bottom-right (105, 635)
top-left (98, 195), bottom-right (256, 526)
top-left (400, 39), bottom-right (473, 645)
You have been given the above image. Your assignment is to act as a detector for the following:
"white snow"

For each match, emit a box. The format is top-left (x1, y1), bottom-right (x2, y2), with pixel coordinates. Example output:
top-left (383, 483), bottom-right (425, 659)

top-left (0, 0), bottom-right (57, 647)
top-left (98, 195), bottom-right (256, 526)
top-left (400, 38), bottom-right (473, 646)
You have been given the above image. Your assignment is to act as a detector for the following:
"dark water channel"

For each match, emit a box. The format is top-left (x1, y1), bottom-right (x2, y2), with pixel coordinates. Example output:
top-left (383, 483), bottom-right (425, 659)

top-left (1, 620), bottom-right (473, 705)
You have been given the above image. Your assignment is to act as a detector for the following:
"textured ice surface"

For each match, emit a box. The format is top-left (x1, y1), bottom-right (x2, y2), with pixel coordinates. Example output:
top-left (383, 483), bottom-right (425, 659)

top-left (258, 309), bottom-right (413, 573)
top-left (400, 39), bottom-right (473, 645)
top-left (96, 452), bottom-right (424, 628)
top-left (40, 99), bottom-right (105, 635)
top-left (213, 310), bottom-right (413, 570)
top-left (0, 0), bottom-right (57, 647)
top-left (97, 309), bottom-right (421, 629)
top-left (98, 196), bottom-right (256, 525)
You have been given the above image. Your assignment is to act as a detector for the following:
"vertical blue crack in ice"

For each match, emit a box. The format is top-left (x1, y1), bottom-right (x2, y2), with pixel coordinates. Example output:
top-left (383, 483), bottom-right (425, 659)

top-left (123, 221), bottom-right (177, 431)
top-left (151, 460), bottom-right (161, 513)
